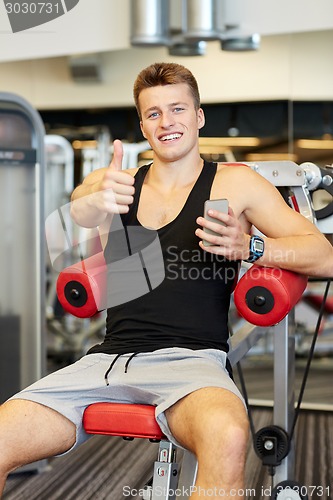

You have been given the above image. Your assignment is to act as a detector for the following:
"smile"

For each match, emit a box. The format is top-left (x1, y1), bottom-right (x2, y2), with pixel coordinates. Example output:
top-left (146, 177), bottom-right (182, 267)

top-left (160, 133), bottom-right (182, 142)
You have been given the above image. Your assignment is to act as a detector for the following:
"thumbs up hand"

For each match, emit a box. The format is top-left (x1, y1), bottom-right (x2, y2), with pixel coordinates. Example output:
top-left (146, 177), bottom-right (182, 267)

top-left (93, 139), bottom-right (135, 215)
top-left (108, 138), bottom-right (124, 172)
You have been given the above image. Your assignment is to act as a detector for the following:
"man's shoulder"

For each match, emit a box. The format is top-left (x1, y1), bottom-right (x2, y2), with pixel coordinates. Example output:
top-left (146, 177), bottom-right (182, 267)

top-left (214, 162), bottom-right (256, 182)
top-left (212, 162), bottom-right (272, 198)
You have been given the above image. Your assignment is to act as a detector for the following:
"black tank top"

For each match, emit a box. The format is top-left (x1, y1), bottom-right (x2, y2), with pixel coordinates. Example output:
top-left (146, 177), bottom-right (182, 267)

top-left (87, 161), bottom-right (240, 356)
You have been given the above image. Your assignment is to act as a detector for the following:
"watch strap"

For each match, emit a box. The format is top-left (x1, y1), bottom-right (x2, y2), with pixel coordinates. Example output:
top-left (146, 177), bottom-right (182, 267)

top-left (244, 235), bottom-right (265, 263)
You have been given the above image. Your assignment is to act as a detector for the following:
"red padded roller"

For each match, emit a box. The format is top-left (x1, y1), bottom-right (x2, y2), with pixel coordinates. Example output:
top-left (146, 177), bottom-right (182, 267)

top-left (234, 266), bottom-right (308, 327)
top-left (83, 403), bottom-right (165, 440)
top-left (56, 251), bottom-right (107, 318)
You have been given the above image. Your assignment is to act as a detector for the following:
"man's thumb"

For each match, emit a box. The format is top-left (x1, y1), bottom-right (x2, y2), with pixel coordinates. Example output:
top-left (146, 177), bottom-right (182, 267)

top-left (109, 139), bottom-right (123, 171)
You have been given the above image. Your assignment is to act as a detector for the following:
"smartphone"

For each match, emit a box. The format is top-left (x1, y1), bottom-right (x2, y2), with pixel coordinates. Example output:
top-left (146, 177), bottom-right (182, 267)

top-left (203, 198), bottom-right (229, 247)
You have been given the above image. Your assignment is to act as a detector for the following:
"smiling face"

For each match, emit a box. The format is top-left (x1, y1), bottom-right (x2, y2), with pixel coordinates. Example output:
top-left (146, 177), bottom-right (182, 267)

top-left (139, 83), bottom-right (205, 164)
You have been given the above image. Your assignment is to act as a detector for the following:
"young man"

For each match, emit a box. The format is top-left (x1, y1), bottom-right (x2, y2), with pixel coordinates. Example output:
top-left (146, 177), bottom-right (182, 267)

top-left (0, 62), bottom-right (332, 499)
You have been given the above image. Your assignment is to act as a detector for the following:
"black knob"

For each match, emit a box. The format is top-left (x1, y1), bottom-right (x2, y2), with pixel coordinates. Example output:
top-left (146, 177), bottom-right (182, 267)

top-left (245, 286), bottom-right (274, 314)
top-left (254, 295), bottom-right (266, 306)
top-left (70, 289), bottom-right (80, 300)
top-left (64, 280), bottom-right (88, 307)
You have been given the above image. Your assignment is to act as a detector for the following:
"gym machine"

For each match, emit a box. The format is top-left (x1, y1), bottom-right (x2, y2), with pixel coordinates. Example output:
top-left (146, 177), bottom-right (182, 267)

top-left (45, 134), bottom-right (74, 319)
top-left (0, 92), bottom-right (47, 473)
top-left (44, 135), bottom-right (109, 362)
top-left (54, 159), bottom-right (332, 499)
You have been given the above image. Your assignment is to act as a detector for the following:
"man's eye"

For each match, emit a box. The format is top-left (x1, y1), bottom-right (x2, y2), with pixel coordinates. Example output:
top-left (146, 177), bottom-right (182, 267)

top-left (148, 112), bottom-right (159, 118)
top-left (174, 107), bottom-right (184, 112)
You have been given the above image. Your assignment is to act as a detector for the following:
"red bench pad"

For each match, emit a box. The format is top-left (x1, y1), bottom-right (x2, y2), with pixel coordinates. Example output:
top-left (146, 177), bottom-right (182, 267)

top-left (83, 403), bottom-right (165, 440)
top-left (56, 251), bottom-right (107, 318)
top-left (234, 266), bottom-right (308, 327)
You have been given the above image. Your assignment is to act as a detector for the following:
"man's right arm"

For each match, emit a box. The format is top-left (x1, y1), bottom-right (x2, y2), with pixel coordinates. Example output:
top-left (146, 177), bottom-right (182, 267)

top-left (70, 139), bottom-right (136, 229)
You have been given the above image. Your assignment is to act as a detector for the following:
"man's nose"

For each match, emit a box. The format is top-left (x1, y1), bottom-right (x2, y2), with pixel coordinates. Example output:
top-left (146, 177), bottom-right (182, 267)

top-left (160, 111), bottom-right (175, 128)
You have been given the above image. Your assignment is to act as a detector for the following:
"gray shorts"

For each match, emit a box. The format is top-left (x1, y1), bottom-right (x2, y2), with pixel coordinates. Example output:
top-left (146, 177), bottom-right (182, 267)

top-left (9, 347), bottom-right (245, 453)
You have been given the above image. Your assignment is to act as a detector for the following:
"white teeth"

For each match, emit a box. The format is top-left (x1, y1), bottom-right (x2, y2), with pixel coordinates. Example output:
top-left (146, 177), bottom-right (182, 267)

top-left (160, 133), bottom-right (181, 141)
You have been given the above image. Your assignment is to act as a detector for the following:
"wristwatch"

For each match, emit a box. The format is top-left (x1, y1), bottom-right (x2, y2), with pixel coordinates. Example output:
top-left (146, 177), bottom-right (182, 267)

top-left (244, 235), bottom-right (265, 263)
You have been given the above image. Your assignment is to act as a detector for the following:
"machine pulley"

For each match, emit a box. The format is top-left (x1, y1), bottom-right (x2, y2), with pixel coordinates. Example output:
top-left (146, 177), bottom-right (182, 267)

top-left (253, 425), bottom-right (290, 468)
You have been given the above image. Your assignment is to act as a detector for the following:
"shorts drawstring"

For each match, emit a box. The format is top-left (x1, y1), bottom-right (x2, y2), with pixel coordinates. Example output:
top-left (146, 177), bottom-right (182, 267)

top-left (104, 353), bottom-right (122, 386)
top-left (104, 352), bottom-right (140, 385)
top-left (124, 352), bottom-right (140, 373)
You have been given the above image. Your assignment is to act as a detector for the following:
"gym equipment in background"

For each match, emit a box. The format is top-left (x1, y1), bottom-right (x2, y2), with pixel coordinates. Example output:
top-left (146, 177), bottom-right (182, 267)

top-left (0, 92), bottom-right (47, 473)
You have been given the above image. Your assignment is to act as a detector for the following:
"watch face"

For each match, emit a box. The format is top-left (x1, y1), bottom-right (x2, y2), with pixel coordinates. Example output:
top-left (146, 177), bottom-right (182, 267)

top-left (253, 239), bottom-right (264, 253)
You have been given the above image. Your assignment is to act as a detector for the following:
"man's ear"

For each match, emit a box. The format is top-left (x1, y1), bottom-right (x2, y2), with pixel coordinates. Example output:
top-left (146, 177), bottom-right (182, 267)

top-left (197, 108), bottom-right (205, 130)
top-left (140, 121), bottom-right (147, 139)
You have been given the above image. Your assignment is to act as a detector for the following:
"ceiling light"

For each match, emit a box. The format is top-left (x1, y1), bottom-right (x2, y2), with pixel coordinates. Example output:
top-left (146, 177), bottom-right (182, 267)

top-left (168, 40), bottom-right (206, 56)
top-left (246, 153), bottom-right (298, 162)
top-left (130, 0), bottom-right (169, 46)
top-left (183, 0), bottom-right (220, 41)
top-left (221, 33), bottom-right (260, 52)
top-left (72, 140), bottom-right (98, 150)
top-left (296, 139), bottom-right (333, 150)
top-left (199, 137), bottom-right (261, 147)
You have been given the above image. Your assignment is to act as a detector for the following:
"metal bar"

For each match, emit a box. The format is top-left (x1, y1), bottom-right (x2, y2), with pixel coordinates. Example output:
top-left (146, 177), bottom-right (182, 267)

top-left (228, 322), bottom-right (266, 367)
top-left (273, 315), bottom-right (295, 484)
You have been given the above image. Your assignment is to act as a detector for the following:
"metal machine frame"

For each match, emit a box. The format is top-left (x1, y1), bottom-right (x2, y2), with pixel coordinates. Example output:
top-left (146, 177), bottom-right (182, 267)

top-left (56, 158), bottom-right (332, 499)
top-left (0, 92), bottom-right (47, 473)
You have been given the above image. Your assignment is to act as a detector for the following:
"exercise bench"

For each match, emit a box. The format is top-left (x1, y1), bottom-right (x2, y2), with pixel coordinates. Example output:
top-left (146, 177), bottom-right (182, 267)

top-left (57, 252), bottom-right (309, 499)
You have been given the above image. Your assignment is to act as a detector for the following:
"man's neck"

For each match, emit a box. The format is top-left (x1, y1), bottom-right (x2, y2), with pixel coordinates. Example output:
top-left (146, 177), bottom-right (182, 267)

top-left (147, 154), bottom-right (204, 191)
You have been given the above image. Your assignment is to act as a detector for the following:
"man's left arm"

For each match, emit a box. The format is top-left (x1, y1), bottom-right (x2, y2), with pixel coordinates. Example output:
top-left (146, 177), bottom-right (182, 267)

top-left (196, 167), bottom-right (333, 277)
